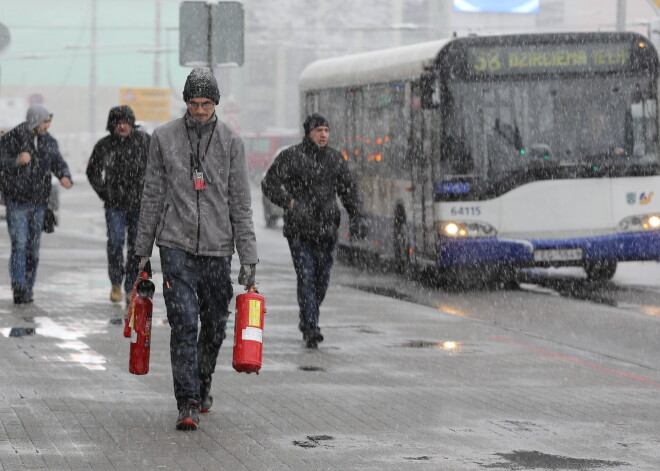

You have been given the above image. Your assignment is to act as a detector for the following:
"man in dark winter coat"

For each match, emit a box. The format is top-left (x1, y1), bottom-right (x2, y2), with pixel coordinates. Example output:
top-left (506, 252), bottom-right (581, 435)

top-left (262, 112), bottom-right (366, 348)
top-left (87, 105), bottom-right (150, 303)
top-left (0, 104), bottom-right (73, 304)
top-left (134, 68), bottom-right (258, 431)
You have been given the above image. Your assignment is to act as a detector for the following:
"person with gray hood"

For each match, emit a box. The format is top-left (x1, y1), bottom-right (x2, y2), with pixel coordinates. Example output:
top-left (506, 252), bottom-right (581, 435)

top-left (0, 104), bottom-right (73, 304)
top-left (134, 68), bottom-right (258, 431)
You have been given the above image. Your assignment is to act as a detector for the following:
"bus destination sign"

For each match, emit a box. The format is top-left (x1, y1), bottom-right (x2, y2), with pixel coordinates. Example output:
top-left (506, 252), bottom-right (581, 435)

top-left (467, 43), bottom-right (631, 76)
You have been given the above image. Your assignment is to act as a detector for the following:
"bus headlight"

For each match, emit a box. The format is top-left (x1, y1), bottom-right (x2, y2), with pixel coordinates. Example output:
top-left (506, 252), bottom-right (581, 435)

top-left (437, 221), bottom-right (497, 238)
top-left (444, 222), bottom-right (460, 236)
top-left (618, 214), bottom-right (660, 232)
top-left (649, 215), bottom-right (660, 228)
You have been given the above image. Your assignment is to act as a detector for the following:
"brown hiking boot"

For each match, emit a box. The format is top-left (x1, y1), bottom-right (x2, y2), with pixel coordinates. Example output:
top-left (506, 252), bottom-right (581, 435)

top-left (110, 285), bottom-right (122, 302)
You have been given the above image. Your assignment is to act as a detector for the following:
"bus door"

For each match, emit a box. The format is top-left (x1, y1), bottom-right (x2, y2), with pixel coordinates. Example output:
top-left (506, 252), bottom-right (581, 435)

top-left (409, 84), bottom-right (435, 262)
top-left (346, 88), bottom-right (363, 176)
top-left (343, 88), bottom-right (367, 246)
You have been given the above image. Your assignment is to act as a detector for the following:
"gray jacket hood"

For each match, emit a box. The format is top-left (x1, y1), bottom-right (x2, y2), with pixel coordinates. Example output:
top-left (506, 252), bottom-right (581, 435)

top-left (26, 105), bottom-right (52, 130)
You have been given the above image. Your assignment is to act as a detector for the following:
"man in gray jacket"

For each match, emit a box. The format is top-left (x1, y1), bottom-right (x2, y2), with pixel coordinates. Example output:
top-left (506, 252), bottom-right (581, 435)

top-left (134, 68), bottom-right (258, 431)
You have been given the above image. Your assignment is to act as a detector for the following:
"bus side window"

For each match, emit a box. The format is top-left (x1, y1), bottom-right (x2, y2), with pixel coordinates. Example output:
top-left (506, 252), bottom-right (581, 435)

top-left (630, 98), bottom-right (658, 158)
top-left (440, 93), bottom-right (474, 176)
top-left (305, 92), bottom-right (318, 115)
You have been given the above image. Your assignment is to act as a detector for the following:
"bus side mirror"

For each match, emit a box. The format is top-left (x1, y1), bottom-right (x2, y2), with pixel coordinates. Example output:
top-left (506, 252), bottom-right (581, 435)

top-left (420, 71), bottom-right (440, 109)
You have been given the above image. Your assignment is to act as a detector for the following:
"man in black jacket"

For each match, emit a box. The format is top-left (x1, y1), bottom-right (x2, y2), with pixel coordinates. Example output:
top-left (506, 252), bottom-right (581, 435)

top-left (0, 104), bottom-right (73, 304)
top-left (262, 112), bottom-right (366, 348)
top-left (86, 106), bottom-right (150, 303)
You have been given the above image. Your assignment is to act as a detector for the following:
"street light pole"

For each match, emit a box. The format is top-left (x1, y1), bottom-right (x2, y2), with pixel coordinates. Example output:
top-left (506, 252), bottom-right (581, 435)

top-left (392, 0), bottom-right (403, 47)
top-left (90, 0), bottom-right (97, 136)
top-left (616, 0), bottom-right (626, 31)
top-left (155, 0), bottom-right (162, 87)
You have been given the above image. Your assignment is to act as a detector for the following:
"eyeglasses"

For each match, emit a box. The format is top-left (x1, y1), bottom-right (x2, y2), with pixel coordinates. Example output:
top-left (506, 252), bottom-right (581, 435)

top-left (187, 101), bottom-right (215, 110)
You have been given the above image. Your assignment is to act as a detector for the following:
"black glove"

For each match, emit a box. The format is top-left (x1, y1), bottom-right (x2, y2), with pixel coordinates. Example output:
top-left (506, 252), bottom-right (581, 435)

top-left (349, 217), bottom-right (368, 240)
top-left (238, 264), bottom-right (256, 288)
top-left (137, 257), bottom-right (151, 277)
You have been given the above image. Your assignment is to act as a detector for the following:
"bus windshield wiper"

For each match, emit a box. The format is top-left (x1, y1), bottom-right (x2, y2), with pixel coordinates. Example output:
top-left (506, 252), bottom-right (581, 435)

top-left (494, 119), bottom-right (524, 152)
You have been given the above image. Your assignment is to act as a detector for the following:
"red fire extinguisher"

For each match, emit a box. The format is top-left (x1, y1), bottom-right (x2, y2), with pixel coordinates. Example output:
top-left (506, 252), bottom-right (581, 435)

top-left (232, 287), bottom-right (266, 374)
top-left (127, 266), bottom-right (155, 375)
top-left (123, 261), bottom-right (152, 338)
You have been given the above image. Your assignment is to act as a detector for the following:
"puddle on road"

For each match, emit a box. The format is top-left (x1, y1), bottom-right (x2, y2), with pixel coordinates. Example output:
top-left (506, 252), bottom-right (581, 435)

top-left (356, 327), bottom-right (381, 334)
top-left (324, 324), bottom-right (383, 334)
top-left (436, 304), bottom-right (476, 318)
top-left (298, 365), bottom-right (326, 372)
top-left (293, 435), bottom-right (334, 448)
top-left (55, 340), bottom-right (107, 371)
top-left (482, 450), bottom-right (628, 469)
top-left (1, 316), bottom-right (108, 371)
top-left (5, 327), bottom-right (37, 337)
top-left (396, 340), bottom-right (464, 352)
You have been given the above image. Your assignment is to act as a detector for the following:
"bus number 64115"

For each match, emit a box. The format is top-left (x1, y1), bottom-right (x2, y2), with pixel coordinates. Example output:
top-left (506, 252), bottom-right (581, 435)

top-left (450, 206), bottom-right (482, 216)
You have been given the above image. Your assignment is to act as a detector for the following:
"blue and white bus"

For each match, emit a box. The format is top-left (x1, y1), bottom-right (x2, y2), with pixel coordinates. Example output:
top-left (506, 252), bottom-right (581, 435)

top-left (299, 32), bottom-right (660, 282)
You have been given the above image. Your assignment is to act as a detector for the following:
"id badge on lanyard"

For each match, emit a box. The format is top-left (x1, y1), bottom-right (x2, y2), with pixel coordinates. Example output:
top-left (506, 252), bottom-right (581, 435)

top-left (193, 170), bottom-right (207, 190)
top-left (187, 118), bottom-right (217, 192)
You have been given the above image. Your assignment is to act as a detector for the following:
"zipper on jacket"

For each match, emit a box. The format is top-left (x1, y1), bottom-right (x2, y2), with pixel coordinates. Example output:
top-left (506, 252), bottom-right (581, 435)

top-left (186, 116), bottom-right (216, 255)
top-left (195, 137), bottom-right (202, 254)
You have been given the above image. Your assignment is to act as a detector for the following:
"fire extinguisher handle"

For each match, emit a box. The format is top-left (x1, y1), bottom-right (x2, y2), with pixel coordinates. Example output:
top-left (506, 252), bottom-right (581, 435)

top-left (137, 257), bottom-right (152, 278)
top-left (143, 259), bottom-right (152, 278)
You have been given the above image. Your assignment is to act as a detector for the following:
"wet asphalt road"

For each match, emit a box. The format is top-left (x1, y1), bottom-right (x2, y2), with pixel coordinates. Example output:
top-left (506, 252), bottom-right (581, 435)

top-left (337, 262), bottom-right (660, 373)
top-left (0, 179), bottom-right (658, 470)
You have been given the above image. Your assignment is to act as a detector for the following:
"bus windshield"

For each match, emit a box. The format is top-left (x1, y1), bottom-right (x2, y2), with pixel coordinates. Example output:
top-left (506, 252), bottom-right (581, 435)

top-left (442, 75), bottom-right (659, 193)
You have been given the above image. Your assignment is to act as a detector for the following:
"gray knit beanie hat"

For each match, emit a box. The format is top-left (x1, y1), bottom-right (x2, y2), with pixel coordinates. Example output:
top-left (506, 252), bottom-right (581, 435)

top-left (183, 68), bottom-right (220, 105)
top-left (303, 112), bottom-right (330, 135)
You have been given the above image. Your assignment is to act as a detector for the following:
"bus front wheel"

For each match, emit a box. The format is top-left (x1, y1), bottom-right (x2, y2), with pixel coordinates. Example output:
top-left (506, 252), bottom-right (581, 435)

top-left (584, 260), bottom-right (617, 281)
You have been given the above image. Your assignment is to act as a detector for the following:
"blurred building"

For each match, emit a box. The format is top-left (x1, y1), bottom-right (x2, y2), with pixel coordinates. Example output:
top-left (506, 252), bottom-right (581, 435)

top-left (241, 0), bottom-right (660, 134)
top-left (0, 0), bottom-right (659, 174)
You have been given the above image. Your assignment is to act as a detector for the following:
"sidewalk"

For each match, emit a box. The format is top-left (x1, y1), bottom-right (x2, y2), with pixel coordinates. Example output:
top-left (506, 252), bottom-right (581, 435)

top-left (0, 184), bottom-right (658, 470)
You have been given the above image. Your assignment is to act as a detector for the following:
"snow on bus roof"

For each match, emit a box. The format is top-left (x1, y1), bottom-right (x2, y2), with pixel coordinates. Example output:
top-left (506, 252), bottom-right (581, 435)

top-left (299, 39), bottom-right (451, 91)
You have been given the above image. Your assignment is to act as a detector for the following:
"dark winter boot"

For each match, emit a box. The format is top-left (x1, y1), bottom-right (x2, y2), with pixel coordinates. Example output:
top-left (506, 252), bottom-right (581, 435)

top-left (200, 378), bottom-right (213, 413)
top-left (13, 287), bottom-right (29, 305)
top-left (298, 320), bottom-right (307, 334)
top-left (176, 399), bottom-right (200, 430)
top-left (304, 329), bottom-right (324, 349)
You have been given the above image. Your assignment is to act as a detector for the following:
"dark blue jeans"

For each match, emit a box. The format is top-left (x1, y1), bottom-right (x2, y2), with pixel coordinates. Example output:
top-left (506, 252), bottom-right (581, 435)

top-left (160, 247), bottom-right (233, 407)
top-left (6, 202), bottom-right (46, 299)
top-left (287, 237), bottom-right (335, 335)
top-left (105, 208), bottom-right (140, 293)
